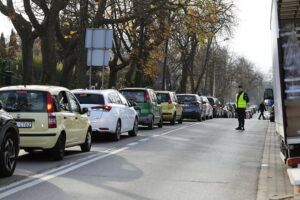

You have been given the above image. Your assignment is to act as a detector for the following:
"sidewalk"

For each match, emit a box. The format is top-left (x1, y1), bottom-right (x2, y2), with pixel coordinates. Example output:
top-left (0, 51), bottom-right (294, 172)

top-left (256, 122), bottom-right (293, 200)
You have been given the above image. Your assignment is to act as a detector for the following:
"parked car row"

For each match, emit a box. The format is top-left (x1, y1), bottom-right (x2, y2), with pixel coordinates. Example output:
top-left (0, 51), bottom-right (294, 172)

top-left (0, 85), bottom-right (236, 177)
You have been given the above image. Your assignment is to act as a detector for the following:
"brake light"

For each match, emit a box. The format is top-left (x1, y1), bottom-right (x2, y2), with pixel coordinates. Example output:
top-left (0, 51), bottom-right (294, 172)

top-left (47, 92), bottom-right (56, 128)
top-left (168, 94), bottom-right (172, 104)
top-left (47, 92), bottom-right (54, 113)
top-left (192, 101), bottom-right (200, 105)
top-left (91, 105), bottom-right (112, 111)
top-left (146, 91), bottom-right (150, 101)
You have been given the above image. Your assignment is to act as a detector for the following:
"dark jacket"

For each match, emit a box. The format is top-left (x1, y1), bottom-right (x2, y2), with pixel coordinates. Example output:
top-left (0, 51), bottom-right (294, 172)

top-left (259, 103), bottom-right (266, 112)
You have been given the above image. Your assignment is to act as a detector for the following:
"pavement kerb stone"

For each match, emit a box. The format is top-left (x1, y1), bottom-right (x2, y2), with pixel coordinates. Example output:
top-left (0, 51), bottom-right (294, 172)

top-left (256, 122), bottom-right (293, 200)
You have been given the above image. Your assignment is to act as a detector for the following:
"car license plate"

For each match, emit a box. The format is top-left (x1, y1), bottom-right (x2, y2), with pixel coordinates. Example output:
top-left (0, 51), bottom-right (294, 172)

top-left (17, 122), bottom-right (32, 128)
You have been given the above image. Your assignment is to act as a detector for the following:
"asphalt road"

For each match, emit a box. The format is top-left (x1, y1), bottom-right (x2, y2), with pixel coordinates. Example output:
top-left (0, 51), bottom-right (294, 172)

top-left (0, 117), bottom-right (269, 200)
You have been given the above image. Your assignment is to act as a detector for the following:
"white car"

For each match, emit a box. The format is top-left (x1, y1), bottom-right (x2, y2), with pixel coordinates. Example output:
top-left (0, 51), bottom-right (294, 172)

top-left (72, 89), bottom-right (138, 141)
top-left (201, 96), bottom-right (213, 119)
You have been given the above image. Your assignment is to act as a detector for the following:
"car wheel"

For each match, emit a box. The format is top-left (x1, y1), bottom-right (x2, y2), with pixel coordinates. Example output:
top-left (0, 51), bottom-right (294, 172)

top-left (197, 113), bottom-right (202, 122)
top-left (113, 120), bottom-right (122, 141)
top-left (51, 133), bottom-right (65, 161)
top-left (129, 118), bottom-right (138, 137)
top-left (81, 129), bottom-right (92, 152)
top-left (0, 132), bottom-right (18, 177)
top-left (170, 113), bottom-right (176, 125)
top-left (148, 117), bottom-right (154, 130)
top-left (158, 117), bottom-right (163, 128)
top-left (178, 116), bottom-right (183, 124)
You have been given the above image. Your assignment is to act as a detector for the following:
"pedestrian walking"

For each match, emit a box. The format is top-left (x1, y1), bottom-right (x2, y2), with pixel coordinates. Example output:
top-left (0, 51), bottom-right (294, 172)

top-left (235, 85), bottom-right (249, 131)
top-left (258, 102), bottom-right (266, 120)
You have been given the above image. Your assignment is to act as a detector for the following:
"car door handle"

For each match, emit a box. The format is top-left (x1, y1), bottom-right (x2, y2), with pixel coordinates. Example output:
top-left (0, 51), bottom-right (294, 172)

top-left (75, 117), bottom-right (78, 120)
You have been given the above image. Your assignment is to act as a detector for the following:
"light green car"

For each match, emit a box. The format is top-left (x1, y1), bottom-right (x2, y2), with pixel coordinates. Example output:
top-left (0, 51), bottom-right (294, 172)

top-left (0, 85), bottom-right (92, 160)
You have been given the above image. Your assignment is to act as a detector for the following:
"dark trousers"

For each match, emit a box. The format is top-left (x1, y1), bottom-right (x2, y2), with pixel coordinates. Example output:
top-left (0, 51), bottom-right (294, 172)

top-left (236, 108), bottom-right (246, 128)
top-left (258, 111), bottom-right (265, 120)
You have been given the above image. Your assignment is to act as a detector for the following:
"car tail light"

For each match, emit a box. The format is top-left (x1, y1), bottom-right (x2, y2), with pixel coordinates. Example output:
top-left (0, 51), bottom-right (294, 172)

top-left (213, 104), bottom-right (217, 109)
top-left (47, 92), bottom-right (54, 112)
top-left (48, 113), bottom-right (57, 128)
top-left (47, 92), bottom-right (57, 128)
top-left (145, 91), bottom-right (150, 101)
top-left (92, 105), bottom-right (112, 111)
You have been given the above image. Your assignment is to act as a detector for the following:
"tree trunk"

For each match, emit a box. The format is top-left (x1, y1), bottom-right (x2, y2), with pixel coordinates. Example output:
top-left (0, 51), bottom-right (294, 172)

top-left (21, 36), bottom-right (34, 85)
top-left (41, 26), bottom-right (57, 84)
top-left (108, 67), bottom-right (118, 88)
top-left (75, 0), bottom-right (88, 88)
top-left (60, 54), bottom-right (77, 87)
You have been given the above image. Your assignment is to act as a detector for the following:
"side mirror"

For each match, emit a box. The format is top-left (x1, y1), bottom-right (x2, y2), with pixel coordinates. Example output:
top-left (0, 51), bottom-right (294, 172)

top-left (81, 107), bottom-right (88, 114)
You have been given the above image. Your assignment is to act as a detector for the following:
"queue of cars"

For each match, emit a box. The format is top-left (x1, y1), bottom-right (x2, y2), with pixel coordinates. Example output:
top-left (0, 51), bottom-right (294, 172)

top-left (0, 85), bottom-right (238, 177)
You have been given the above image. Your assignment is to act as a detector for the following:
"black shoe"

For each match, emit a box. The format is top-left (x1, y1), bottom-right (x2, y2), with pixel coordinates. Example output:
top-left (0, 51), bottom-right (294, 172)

top-left (235, 127), bottom-right (241, 130)
top-left (241, 127), bottom-right (245, 131)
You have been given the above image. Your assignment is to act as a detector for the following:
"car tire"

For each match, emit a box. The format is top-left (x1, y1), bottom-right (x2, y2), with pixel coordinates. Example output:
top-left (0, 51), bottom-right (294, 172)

top-left (148, 117), bottom-right (154, 130)
top-left (0, 131), bottom-right (18, 177)
top-left (158, 117), bottom-right (163, 128)
top-left (197, 113), bottom-right (202, 122)
top-left (170, 113), bottom-right (176, 125)
top-left (178, 116), bottom-right (183, 124)
top-left (51, 133), bottom-right (65, 161)
top-left (113, 120), bottom-right (122, 141)
top-left (129, 118), bottom-right (138, 137)
top-left (80, 129), bottom-right (92, 152)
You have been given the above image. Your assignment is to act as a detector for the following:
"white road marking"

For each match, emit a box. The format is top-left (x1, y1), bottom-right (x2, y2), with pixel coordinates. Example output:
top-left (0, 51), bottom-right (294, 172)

top-left (139, 138), bottom-right (150, 142)
top-left (127, 142), bottom-right (139, 146)
top-left (0, 122), bottom-right (202, 199)
top-left (0, 147), bottom-right (128, 199)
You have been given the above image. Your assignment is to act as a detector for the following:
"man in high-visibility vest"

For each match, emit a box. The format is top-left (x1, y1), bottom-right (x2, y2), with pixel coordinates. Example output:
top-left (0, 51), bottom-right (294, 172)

top-left (235, 85), bottom-right (249, 131)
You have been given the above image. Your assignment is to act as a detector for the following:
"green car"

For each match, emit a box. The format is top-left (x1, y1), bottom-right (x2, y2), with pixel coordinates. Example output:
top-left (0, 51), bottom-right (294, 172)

top-left (119, 88), bottom-right (163, 129)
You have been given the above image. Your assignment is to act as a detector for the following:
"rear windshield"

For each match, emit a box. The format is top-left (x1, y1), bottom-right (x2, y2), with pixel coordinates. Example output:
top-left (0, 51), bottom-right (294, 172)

top-left (207, 98), bottom-right (214, 105)
top-left (156, 93), bottom-right (169, 103)
top-left (177, 95), bottom-right (196, 102)
top-left (0, 90), bottom-right (47, 112)
top-left (74, 93), bottom-right (104, 105)
top-left (119, 90), bottom-right (146, 103)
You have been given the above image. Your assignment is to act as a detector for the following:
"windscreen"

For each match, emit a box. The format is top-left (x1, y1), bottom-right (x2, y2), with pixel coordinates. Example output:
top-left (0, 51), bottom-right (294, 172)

top-left (74, 93), bottom-right (104, 105)
top-left (119, 90), bottom-right (146, 103)
top-left (207, 98), bottom-right (214, 106)
top-left (177, 95), bottom-right (196, 103)
top-left (0, 90), bottom-right (47, 112)
top-left (156, 93), bottom-right (169, 103)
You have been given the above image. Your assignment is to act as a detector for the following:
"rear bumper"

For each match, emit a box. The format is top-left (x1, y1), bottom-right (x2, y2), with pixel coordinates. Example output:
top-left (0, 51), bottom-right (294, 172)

top-left (20, 132), bottom-right (58, 149)
top-left (89, 114), bottom-right (116, 133)
top-left (138, 114), bottom-right (153, 125)
top-left (182, 111), bottom-right (200, 119)
top-left (162, 112), bottom-right (174, 120)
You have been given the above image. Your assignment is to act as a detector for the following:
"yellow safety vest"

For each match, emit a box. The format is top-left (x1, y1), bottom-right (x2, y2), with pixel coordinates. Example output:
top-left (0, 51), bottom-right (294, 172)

top-left (236, 92), bottom-right (247, 108)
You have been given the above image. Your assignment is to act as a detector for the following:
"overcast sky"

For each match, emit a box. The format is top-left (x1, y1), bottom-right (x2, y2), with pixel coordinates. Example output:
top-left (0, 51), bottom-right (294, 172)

top-left (229, 0), bottom-right (272, 74)
top-left (0, 0), bottom-right (273, 74)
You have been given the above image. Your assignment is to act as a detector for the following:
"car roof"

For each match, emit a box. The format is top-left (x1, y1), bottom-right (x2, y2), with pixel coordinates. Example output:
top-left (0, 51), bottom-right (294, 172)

top-left (156, 91), bottom-right (174, 94)
top-left (176, 94), bottom-right (198, 96)
top-left (0, 85), bottom-right (69, 95)
top-left (72, 89), bottom-right (117, 95)
top-left (120, 88), bottom-right (153, 91)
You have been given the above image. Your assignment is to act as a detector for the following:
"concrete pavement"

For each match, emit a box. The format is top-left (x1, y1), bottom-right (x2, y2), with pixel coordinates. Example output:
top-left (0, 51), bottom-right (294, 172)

top-left (256, 122), bottom-right (293, 200)
top-left (0, 118), bottom-right (270, 200)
